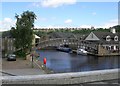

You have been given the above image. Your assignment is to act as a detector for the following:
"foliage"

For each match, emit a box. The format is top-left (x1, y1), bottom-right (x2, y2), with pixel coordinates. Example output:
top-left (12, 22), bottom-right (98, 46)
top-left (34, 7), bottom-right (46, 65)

top-left (71, 28), bottom-right (110, 34)
top-left (113, 25), bottom-right (120, 32)
top-left (2, 30), bottom-right (11, 38)
top-left (34, 28), bottom-right (110, 37)
top-left (10, 11), bottom-right (36, 58)
top-left (93, 28), bottom-right (109, 32)
top-left (72, 29), bottom-right (92, 34)
top-left (34, 31), bottom-right (47, 37)
top-left (14, 49), bottom-right (26, 58)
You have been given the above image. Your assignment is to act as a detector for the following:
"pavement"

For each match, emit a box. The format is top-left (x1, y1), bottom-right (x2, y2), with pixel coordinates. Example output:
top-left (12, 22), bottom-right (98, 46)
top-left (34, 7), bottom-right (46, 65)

top-left (2, 57), bottom-right (46, 76)
top-left (2, 69), bottom-right (45, 76)
top-left (87, 79), bottom-right (119, 85)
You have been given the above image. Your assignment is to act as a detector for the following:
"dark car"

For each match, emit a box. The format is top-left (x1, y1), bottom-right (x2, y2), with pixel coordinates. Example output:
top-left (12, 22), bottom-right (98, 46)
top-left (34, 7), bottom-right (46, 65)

top-left (7, 54), bottom-right (16, 61)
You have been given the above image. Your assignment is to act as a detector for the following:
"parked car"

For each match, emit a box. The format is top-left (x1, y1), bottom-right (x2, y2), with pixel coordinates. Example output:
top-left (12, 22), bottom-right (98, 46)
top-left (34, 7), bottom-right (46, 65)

top-left (7, 54), bottom-right (16, 61)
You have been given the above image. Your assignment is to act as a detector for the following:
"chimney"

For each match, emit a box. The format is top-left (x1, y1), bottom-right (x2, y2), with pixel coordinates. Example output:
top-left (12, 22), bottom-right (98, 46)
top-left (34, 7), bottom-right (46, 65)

top-left (110, 28), bottom-right (116, 34)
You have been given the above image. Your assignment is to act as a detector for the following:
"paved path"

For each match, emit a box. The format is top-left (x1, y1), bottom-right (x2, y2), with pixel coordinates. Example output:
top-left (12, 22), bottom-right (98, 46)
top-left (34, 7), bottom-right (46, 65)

top-left (87, 79), bottom-right (119, 85)
top-left (2, 69), bottom-right (45, 76)
top-left (2, 57), bottom-right (46, 76)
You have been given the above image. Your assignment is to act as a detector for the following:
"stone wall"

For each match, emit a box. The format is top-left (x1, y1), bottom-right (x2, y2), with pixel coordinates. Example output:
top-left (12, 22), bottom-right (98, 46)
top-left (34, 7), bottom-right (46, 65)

top-left (2, 69), bottom-right (119, 84)
top-left (98, 45), bottom-right (120, 56)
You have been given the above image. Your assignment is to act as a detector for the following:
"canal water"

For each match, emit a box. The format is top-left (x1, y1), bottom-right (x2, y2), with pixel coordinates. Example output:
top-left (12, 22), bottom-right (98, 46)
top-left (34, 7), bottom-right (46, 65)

top-left (36, 50), bottom-right (119, 73)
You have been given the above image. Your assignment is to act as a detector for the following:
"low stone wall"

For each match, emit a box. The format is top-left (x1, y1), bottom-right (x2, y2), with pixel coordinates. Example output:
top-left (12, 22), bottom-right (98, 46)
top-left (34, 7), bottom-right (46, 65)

top-left (97, 45), bottom-right (120, 56)
top-left (2, 69), bottom-right (119, 84)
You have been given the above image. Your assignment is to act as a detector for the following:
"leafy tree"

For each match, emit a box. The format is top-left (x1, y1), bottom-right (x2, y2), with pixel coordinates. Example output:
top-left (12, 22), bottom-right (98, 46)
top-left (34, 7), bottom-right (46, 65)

top-left (10, 11), bottom-right (36, 58)
top-left (113, 25), bottom-right (120, 32)
top-left (34, 31), bottom-right (47, 37)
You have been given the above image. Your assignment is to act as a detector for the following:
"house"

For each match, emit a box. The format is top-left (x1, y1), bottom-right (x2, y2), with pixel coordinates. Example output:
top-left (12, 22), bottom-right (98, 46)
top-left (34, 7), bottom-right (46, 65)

top-left (84, 28), bottom-right (120, 56)
top-left (32, 34), bottom-right (40, 46)
top-left (2, 31), bottom-right (40, 57)
top-left (2, 33), bottom-right (16, 57)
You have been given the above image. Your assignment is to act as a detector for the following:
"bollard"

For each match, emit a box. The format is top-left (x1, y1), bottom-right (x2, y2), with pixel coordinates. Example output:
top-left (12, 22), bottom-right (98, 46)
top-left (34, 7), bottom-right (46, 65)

top-left (43, 58), bottom-right (47, 68)
top-left (43, 58), bottom-right (47, 64)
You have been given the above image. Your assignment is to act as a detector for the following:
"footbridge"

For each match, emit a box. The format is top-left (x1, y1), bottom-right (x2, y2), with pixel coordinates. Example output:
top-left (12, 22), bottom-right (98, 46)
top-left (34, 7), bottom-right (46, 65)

top-left (35, 38), bottom-right (98, 52)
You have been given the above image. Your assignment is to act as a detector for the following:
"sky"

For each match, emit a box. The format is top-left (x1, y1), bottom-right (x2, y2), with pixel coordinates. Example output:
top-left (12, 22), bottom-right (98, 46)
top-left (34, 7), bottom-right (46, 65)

top-left (0, 0), bottom-right (119, 31)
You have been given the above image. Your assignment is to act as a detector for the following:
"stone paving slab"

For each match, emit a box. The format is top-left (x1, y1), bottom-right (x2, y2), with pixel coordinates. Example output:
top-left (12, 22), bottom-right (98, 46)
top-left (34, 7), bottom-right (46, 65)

top-left (2, 68), bottom-right (45, 76)
top-left (2, 57), bottom-right (46, 76)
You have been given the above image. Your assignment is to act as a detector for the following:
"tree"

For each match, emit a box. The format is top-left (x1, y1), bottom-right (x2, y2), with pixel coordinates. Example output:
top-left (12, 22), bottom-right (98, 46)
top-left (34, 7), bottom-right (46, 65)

top-left (11, 11), bottom-right (36, 58)
top-left (113, 25), bottom-right (120, 32)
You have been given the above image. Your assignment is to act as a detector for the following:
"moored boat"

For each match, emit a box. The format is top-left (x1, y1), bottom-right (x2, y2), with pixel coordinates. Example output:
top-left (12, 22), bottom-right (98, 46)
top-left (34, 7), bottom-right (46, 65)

top-left (56, 46), bottom-right (72, 53)
top-left (77, 48), bottom-right (88, 55)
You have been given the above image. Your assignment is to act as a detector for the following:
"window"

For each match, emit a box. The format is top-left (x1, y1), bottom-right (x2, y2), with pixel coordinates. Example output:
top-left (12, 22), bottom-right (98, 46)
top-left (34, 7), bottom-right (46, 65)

top-left (11, 46), bottom-right (12, 51)
top-left (91, 34), bottom-right (94, 38)
top-left (8, 46), bottom-right (9, 50)
top-left (114, 36), bottom-right (118, 41)
top-left (106, 35), bottom-right (111, 41)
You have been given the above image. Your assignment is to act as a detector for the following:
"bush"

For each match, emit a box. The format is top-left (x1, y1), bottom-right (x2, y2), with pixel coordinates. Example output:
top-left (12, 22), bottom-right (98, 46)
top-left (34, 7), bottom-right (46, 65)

top-left (14, 49), bottom-right (26, 59)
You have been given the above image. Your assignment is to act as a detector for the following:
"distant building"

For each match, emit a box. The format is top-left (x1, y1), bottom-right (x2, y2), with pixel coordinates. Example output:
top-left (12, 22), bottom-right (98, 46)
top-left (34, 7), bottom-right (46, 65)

top-left (33, 27), bottom-right (86, 32)
top-left (32, 34), bottom-right (40, 46)
top-left (2, 36), bottom-right (16, 57)
top-left (1, 32), bottom-right (40, 57)
top-left (91, 26), bottom-right (95, 30)
top-left (85, 28), bottom-right (120, 55)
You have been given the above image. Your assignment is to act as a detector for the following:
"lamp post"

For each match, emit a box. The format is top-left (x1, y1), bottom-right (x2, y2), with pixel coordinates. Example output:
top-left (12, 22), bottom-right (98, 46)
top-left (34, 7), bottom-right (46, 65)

top-left (31, 54), bottom-right (33, 68)
top-left (31, 46), bottom-right (35, 68)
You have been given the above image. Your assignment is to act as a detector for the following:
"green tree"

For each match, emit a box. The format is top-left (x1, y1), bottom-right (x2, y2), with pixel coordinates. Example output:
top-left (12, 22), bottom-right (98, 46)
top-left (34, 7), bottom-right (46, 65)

top-left (11, 11), bottom-right (36, 58)
top-left (113, 25), bottom-right (120, 32)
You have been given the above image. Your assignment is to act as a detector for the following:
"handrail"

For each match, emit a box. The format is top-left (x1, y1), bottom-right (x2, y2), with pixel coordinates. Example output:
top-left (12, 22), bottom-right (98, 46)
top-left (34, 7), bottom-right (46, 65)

top-left (2, 68), bottom-right (119, 84)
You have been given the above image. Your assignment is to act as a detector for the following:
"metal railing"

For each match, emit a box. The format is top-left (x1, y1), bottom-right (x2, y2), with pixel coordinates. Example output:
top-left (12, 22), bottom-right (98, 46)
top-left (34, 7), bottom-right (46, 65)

top-left (35, 38), bottom-right (98, 50)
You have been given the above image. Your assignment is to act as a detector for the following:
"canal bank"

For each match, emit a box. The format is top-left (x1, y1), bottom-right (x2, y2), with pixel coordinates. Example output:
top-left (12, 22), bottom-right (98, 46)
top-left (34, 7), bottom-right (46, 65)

top-left (72, 49), bottom-right (120, 57)
top-left (36, 50), bottom-right (119, 73)
top-left (26, 54), bottom-right (54, 74)
top-left (2, 53), bottom-right (55, 76)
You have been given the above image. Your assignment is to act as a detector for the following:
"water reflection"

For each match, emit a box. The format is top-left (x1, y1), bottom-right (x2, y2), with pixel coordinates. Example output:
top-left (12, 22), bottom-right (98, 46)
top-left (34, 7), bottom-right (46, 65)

top-left (37, 50), bottom-right (119, 73)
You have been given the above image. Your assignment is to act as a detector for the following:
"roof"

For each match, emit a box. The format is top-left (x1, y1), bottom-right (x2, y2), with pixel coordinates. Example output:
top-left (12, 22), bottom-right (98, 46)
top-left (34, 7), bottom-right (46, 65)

top-left (74, 33), bottom-right (89, 40)
top-left (34, 34), bottom-right (40, 38)
top-left (92, 32), bottom-right (120, 44)
top-left (2, 31), bottom-right (13, 38)
top-left (49, 32), bottom-right (76, 38)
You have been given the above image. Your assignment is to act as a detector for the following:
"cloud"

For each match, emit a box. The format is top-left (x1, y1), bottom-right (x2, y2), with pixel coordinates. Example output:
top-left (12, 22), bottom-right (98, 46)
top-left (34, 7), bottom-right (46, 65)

top-left (80, 25), bottom-right (92, 28)
top-left (64, 19), bottom-right (72, 24)
top-left (101, 19), bottom-right (118, 28)
top-left (34, 25), bottom-right (66, 29)
top-left (33, 0), bottom-right (77, 8)
top-left (32, 2), bottom-right (40, 7)
top-left (0, 18), bottom-right (16, 31)
top-left (80, 19), bottom-right (118, 28)
top-left (92, 12), bottom-right (97, 15)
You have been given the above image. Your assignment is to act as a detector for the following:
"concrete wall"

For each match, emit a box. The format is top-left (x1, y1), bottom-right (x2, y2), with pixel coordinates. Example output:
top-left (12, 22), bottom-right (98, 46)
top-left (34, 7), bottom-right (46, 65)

top-left (2, 69), bottom-right (119, 84)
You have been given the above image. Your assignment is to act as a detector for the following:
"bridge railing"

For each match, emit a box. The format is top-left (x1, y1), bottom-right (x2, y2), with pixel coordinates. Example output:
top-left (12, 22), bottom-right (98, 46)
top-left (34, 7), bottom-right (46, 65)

top-left (35, 38), bottom-right (99, 51)
top-left (2, 69), bottom-right (119, 84)
top-left (36, 38), bottom-right (80, 48)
